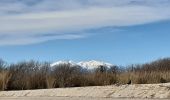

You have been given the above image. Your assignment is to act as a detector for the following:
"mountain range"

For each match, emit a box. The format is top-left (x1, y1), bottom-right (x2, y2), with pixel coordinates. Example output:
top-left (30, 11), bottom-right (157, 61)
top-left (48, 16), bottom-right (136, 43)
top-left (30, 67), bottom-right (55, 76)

top-left (51, 60), bottom-right (114, 69)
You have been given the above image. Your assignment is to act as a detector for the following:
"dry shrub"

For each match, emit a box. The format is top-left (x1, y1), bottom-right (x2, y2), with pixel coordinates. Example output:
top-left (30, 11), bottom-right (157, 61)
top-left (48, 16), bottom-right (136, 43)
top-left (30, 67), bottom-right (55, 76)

top-left (0, 58), bottom-right (170, 90)
top-left (46, 75), bottom-right (56, 88)
top-left (117, 72), bottom-right (131, 84)
top-left (118, 71), bottom-right (170, 84)
top-left (52, 64), bottom-right (83, 88)
top-left (8, 61), bottom-right (49, 90)
top-left (93, 72), bottom-right (117, 86)
top-left (0, 71), bottom-right (11, 91)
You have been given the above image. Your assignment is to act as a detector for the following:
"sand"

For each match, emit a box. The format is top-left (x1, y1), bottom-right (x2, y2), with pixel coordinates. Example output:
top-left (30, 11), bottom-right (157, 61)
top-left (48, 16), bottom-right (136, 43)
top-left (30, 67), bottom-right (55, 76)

top-left (0, 83), bottom-right (170, 99)
top-left (0, 97), bottom-right (169, 100)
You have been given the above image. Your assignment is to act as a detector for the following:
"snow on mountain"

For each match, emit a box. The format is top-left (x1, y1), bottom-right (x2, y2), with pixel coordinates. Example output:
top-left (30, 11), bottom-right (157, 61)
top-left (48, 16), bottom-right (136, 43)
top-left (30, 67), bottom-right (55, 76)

top-left (51, 60), bottom-right (113, 69)
top-left (50, 60), bottom-right (77, 67)
top-left (78, 60), bottom-right (113, 69)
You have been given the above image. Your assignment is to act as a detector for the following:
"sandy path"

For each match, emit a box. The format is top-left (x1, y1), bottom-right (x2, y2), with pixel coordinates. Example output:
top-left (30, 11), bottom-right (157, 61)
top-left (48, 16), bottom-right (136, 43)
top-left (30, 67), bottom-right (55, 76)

top-left (0, 97), bottom-right (169, 100)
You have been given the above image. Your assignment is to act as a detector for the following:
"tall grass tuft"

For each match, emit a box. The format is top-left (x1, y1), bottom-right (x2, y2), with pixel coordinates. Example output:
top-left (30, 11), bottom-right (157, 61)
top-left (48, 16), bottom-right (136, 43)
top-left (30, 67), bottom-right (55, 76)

top-left (0, 71), bottom-right (11, 90)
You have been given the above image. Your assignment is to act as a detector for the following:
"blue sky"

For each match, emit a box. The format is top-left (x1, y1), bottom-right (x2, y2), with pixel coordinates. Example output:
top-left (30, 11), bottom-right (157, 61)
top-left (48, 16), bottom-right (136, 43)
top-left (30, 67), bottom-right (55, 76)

top-left (0, 0), bottom-right (170, 65)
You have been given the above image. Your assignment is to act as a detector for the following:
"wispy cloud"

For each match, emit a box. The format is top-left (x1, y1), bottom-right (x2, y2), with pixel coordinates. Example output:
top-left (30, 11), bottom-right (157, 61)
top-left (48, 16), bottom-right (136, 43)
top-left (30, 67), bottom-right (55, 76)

top-left (0, 0), bottom-right (170, 45)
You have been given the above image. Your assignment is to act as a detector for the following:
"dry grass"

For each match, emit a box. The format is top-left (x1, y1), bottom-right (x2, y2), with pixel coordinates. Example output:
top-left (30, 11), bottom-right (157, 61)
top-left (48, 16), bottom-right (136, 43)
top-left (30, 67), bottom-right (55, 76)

top-left (46, 75), bottom-right (56, 88)
top-left (0, 71), bottom-right (11, 90)
top-left (0, 58), bottom-right (170, 90)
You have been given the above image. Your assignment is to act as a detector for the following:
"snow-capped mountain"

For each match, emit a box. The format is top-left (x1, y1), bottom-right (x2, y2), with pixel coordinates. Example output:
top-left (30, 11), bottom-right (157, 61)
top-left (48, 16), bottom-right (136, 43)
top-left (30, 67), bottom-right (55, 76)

top-left (50, 60), bottom-right (77, 67)
top-left (77, 60), bottom-right (113, 69)
top-left (51, 60), bottom-right (113, 69)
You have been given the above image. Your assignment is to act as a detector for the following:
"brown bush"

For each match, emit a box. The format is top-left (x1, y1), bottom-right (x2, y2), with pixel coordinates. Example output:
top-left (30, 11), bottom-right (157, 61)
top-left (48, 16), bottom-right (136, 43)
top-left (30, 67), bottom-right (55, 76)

top-left (0, 71), bottom-right (11, 90)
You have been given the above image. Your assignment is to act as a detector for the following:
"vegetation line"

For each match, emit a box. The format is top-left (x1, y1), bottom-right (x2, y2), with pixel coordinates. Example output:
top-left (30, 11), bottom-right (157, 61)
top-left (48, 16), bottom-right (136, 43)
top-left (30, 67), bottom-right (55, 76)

top-left (0, 58), bottom-right (170, 91)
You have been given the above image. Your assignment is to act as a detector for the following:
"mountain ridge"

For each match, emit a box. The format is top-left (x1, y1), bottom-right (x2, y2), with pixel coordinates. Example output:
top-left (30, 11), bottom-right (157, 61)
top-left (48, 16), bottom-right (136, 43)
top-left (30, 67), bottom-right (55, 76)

top-left (51, 60), bottom-right (114, 69)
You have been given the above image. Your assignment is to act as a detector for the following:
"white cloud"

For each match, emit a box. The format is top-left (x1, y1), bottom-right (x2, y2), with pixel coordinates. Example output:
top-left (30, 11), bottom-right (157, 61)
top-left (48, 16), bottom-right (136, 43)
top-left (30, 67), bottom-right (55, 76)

top-left (0, 34), bottom-right (85, 45)
top-left (0, 0), bottom-right (170, 45)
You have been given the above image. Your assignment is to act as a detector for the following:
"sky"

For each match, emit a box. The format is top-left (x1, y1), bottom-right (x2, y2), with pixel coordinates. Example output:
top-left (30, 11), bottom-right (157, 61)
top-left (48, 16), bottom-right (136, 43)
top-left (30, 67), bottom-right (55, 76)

top-left (0, 0), bottom-right (170, 65)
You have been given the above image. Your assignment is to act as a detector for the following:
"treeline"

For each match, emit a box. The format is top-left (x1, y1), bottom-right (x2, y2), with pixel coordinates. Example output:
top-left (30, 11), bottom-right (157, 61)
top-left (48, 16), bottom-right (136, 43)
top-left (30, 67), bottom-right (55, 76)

top-left (0, 58), bottom-right (170, 91)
